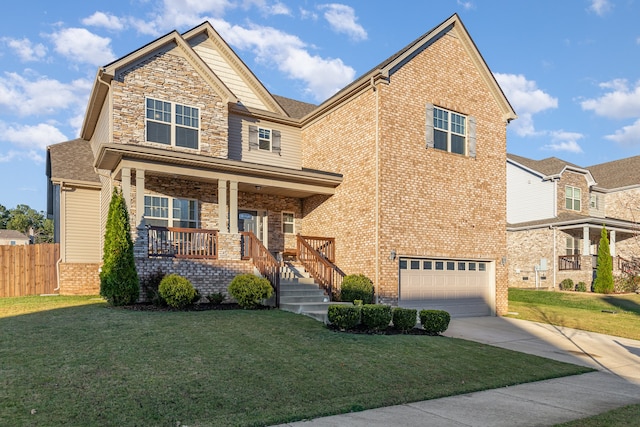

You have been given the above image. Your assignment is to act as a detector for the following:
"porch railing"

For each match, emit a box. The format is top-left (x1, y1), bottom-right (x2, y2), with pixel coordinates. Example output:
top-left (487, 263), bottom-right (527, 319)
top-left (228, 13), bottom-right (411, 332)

top-left (297, 234), bottom-right (345, 299)
top-left (299, 235), bottom-right (335, 262)
top-left (558, 254), bottom-right (581, 271)
top-left (147, 226), bottom-right (218, 259)
top-left (618, 255), bottom-right (640, 275)
top-left (241, 232), bottom-right (281, 307)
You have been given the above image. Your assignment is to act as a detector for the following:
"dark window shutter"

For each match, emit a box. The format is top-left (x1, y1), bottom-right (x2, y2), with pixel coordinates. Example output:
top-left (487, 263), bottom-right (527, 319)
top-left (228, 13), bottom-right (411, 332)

top-left (468, 116), bottom-right (476, 158)
top-left (248, 125), bottom-right (258, 150)
top-left (426, 103), bottom-right (434, 149)
top-left (272, 130), bottom-right (281, 155)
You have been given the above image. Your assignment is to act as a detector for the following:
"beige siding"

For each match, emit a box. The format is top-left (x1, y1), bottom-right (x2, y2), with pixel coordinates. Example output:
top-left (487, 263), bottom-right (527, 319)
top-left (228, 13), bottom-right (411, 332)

top-left (228, 114), bottom-right (302, 170)
top-left (190, 35), bottom-right (267, 111)
top-left (91, 95), bottom-right (110, 157)
top-left (64, 187), bottom-right (101, 263)
top-left (99, 173), bottom-right (112, 258)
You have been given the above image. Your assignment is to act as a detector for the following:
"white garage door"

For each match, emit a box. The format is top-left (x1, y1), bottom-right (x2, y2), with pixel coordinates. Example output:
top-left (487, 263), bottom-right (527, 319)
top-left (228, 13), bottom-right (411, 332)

top-left (399, 258), bottom-right (494, 317)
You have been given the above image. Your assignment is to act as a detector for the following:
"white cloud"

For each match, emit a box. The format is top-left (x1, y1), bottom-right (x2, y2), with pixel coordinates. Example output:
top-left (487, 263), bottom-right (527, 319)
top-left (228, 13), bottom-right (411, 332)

top-left (542, 131), bottom-right (584, 153)
top-left (300, 7), bottom-right (318, 20)
top-left (581, 79), bottom-right (640, 119)
top-left (212, 19), bottom-right (355, 101)
top-left (0, 121), bottom-right (68, 162)
top-left (456, 0), bottom-right (475, 10)
top-left (494, 73), bottom-right (558, 136)
top-left (48, 28), bottom-right (116, 66)
top-left (243, 0), bottom-right (291, 15)
top-left (82, 12), bottom-right (126, 31)
top-left (130, 0), bottom-right (233, 35)
top-left (588, 0), bottom-right (612, 15)
top-left (2, 38), bottom-right (47, 62)
top-left (319, 4), bottom-right (367, 41)
top-left (604, 119), bottom-right (640, 145)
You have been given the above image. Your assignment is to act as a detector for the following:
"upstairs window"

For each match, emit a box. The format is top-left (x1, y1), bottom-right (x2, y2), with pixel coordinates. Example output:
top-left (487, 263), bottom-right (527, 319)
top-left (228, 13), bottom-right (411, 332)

top-left (590, 193), bottom-right (599, 209)
top-left (249, 125), bottom-right (281, 154)
top-left (426, 104), bottom-right (476, 157)
top-left (565, 186), bottom-right (581, 211)
top-left (146, 98), bottom-right (199, 149)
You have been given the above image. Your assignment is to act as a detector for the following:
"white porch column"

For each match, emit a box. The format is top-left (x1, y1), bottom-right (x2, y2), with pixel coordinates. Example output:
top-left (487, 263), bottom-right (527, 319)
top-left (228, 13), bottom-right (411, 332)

top-left (218, 180), bottom-right (227, 232)
top-left (229, 181), bottom-right (238, 234)
top-left (610, 229), bottom-right (616, 257)
top-left (122, 167), bottom-right (131, 211)
top-left (582, 226), bottom-right (590, 255)
top-left (135, 169), bottom-right (145, 227)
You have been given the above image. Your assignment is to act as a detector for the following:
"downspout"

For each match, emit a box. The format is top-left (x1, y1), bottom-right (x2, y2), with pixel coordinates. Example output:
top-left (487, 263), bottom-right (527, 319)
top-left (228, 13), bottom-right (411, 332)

top-left (552, 226), bottom-right (557, 289)
top-left (373, 75), bottom-right (380, 304)
top-left (53, 180), bottom-right (64, 292)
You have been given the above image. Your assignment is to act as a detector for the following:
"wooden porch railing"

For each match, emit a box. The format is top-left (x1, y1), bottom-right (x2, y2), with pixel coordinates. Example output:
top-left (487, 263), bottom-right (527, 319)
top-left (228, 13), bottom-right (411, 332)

top-left (297, 234), bottom-right (345, 299)
top-left (241, 232), bottom-right (281, 307)
top-left (147, 226), bottom-right (218, 259)
top-left (558, 254), bottom-right (581, 271)
top-left (618, 255), bottom-right (640, 275)
top-left (299, 235), bottom-right (335, 262)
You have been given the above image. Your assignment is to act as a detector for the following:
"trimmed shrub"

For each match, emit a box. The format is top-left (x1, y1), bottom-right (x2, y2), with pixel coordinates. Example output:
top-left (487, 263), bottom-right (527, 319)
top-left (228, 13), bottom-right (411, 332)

top-left (340, 274), bottom-right (374, 304)
top-left (559, 278), bottom-right (575, 291)
top-left (228, 274), bottom-right (273, 309)
top-left (419, 310), bottom-right (451, 334)
top-left (575, 281), bottom-right (588, 292)
top-left (392, 307), bottom-right (417, 332)
top-left (158, 274), bottom-right (197, 309)
top-left (327, 305), bottom-right (361, 330)
top-left (206, 292), bottom-right (226, 305)
top-left (361, 304), bottom-right (392, 330)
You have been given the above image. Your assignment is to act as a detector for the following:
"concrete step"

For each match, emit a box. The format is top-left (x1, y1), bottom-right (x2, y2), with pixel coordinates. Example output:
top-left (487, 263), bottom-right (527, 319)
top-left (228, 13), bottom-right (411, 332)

top-left (280, 277), bottom-right (316, 285)
top-left (280, 289), bottom-right (327, 298)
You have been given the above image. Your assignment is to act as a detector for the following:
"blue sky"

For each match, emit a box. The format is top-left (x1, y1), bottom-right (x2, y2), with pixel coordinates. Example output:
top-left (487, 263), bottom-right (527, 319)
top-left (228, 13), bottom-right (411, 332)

top-left (1, 0), bottom-right (639, 212)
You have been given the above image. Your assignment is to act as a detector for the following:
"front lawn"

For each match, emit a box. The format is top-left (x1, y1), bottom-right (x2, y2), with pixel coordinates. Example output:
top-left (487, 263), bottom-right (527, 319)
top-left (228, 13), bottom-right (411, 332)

top-left (0, 295), bottom-right (591, 426)
top-left (507, 288), bottom-right (640, 340)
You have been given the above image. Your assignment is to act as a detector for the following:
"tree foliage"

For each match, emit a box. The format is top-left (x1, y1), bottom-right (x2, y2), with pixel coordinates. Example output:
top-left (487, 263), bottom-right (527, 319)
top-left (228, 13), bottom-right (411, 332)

top-left (0, 203), bottom-right (53, 243)
top-left (593, 226), bottom-right (614, 294)
top-left (100, 188), bottom-right (139, 305)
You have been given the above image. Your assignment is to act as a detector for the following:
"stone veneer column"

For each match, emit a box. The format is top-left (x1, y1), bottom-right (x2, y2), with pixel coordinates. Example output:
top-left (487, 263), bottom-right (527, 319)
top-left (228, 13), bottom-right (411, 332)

top-left (122, 167), bottom-right (131, 210)
top-left (610, 229), bottom-right (616, 257)
top-left (582, 226), bottom-right (590, 255)
top-left (218, 179), bottom-right (227, 232)
top-left (135, 169), bottom-right (145, 227)
top-left (229, 181), bottom-right (238, 234)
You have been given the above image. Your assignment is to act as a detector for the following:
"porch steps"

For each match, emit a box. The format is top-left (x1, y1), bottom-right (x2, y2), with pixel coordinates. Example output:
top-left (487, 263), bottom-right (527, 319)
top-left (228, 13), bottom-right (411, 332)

top-left (278, 262), bottom-right (346, 323)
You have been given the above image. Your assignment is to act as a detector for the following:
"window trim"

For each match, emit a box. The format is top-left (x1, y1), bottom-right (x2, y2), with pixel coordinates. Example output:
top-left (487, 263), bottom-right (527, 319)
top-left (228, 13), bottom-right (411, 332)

top-left (565, 185), bottom-right (581, 211)
top-left (426, 103), bottom-right (475, 157)
top-left (248, 125), bottom-right (282, 154)
top-left (144, 195), bottom-right (198, 228)
top-left (282, 211), bottom-right (295, 234)
top-left (145, 97), bottom-right (200, 150)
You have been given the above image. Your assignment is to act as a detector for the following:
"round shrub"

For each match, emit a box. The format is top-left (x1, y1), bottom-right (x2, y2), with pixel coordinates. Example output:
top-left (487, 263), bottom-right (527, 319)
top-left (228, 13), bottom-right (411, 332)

top-left (419, 309), bottom-right (451, 334)
top-left (340, 274), bottom-right (374, 304)
top-left (327, 304), bottom-right (361, 329)
top-left (559, 278), bottom-right (575, 291)
top-left (361, 304), bottom-right (392, 331)
top-left (158, 274), bottom-right (197, 309)
top-left (575, 281), bottom-right (588, 292)
top-left (228, 274), bottom-right (273, 309)
top-left (392, 307), bottom-right (417, 332)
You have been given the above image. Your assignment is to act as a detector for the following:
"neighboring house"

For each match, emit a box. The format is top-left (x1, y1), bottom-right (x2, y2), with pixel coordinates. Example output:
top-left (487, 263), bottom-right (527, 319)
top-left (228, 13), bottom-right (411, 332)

top-left (46, 14), bottom-right (516, 317)
top-left (0, 230), bottom-right (31, 245)
top-left (507, 153), bottom-right (640, 289)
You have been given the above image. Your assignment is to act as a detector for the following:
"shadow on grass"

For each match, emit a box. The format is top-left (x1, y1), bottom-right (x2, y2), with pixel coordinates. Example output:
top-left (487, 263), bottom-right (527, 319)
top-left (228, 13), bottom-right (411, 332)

top-left (603, 295), bottom-right (640, 315)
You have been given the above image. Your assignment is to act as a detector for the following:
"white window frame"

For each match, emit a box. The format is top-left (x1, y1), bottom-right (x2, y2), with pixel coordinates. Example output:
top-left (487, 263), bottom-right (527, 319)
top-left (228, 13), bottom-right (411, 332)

top-left (258, 127), bottom-right (272, 151)
top-left (433, 106), bottom-right (467, 155)
top-left (565, 186), bottom-right (581, 211)
top-left (566, 236), bottom-right (581, 255)
top-left (282, 211), bottom-right (295, 234)
top-left (590, 193), bottom-right (599, 209)
top-left (144, 195), bottom-right (198, 228)
top-left (145, 97), bottom-right (200, 150)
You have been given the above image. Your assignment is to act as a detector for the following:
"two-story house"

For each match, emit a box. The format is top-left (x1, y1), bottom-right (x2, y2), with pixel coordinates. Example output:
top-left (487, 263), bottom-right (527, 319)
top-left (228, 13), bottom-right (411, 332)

top-left (47, 14), bottom-right (516, 317)
top-left (507, 153), bottom-right (640, 289)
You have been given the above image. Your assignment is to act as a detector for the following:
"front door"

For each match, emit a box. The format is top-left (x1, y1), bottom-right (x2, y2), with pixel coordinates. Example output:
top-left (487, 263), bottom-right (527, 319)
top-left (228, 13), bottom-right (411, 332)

top-left (238, 209), bottom-right (266, 244)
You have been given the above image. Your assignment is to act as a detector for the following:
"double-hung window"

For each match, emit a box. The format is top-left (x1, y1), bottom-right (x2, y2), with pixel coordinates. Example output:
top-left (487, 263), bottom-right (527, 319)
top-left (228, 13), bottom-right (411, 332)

top-left (434, 107), bottom-right (466, 155)
top-left (146, 98), bottom-right (199, 149)
top-left (248, 125), bottom-right (281, 153)
top-left (282, 212), bottom-right (294, 234)
top-left (144, 195), bottom-right (198, 228)
top-left (565, 186), bottom-right (581, 211)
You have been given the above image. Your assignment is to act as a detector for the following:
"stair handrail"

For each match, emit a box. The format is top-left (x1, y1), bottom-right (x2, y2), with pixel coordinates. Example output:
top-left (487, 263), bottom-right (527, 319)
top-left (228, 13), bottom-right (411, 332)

top-left (241, 231), bottom-right (281, 307)
top-left (617, 255), bottom-right (640, 275)
top-left (296, 234), bottom-right (345, 299)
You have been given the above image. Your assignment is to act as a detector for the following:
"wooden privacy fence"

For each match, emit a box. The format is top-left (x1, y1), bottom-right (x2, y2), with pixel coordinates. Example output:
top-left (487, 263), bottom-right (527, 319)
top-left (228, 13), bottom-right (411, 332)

top-left (0, 244), bottom-right (60, 297)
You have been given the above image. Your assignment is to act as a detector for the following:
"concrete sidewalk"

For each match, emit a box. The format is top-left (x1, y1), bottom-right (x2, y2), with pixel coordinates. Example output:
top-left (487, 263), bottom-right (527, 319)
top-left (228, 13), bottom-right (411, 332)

top-left (274, 317), bottom-right (640, 427)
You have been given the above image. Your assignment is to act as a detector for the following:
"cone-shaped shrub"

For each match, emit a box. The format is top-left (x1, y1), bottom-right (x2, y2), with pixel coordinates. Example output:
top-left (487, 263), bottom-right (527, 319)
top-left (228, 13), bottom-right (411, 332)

top-left (594, 226), bottom-right (614, 294)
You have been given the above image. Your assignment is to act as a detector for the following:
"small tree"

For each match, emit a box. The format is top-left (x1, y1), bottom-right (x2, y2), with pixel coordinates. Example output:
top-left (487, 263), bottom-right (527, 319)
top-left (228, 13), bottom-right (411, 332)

top-left (100, 187), bottom-right (139, 305)
top-left (593, 226), bottom-right (614, 294)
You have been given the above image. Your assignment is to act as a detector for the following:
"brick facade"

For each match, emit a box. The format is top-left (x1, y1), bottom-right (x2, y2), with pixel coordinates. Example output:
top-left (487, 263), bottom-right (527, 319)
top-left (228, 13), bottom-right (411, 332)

top-left (59, 263), bottom-right (101, 295)
top-left (557, 171), bottom-right (590, 216)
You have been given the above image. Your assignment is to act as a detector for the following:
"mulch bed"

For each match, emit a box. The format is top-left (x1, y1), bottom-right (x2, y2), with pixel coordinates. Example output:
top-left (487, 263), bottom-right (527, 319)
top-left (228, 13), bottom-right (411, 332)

top-left (327, 323), bottom-right (440, 336)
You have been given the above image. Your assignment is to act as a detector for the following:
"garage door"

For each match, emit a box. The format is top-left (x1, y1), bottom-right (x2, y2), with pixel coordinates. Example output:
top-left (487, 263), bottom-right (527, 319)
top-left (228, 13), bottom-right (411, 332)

top-left (398, 258), bottom-right (493, 317)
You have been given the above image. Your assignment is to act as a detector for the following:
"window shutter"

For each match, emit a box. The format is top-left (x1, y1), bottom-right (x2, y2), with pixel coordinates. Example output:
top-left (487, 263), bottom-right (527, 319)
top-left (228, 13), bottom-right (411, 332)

top-left (425, 103), bottom-right (434, 149)
top-left (248, 125), bottom-right (258, 150)
top-left (272, 130), bottom-right (281, 155)
top-left (468, 116), bottom-right (477, 158)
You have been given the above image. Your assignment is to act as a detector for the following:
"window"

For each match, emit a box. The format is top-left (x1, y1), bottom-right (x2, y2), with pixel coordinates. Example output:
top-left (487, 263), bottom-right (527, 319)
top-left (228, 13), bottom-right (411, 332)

top-left (411, 260), bottom-right (420, 269)
top-left (400, 259), bottom-right (407, 269)
top-left (565, 186), bottom-right (581, 211)
top-left (144, 195), bottom-right (197, 228)
top-left (282, 212), bottom-right (294, 234)
top-left (433, 106), bottom-right (466, 155)
top-left (146, 98), bottom-right (199, 149)
top-left (423, 260), bottom-right (432, 270)
top-left (590, 194), bottom-right (599, 209)
top-left (248, 125), bottom-right (281, 153)
top-left (566, 237), bottom-right (581, 255)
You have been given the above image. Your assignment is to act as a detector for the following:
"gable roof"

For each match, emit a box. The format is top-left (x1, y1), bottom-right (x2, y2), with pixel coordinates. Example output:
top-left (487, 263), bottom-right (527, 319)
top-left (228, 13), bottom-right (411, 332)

top-left (0, 229), bottom-right (29, 240)
top-left (587, 156), bottom-right (640, 190)
top-left (272, 95), bottom-right (317, 119)
top-left (46, 139), bottom-right (100, 185)
top-left (507, 153), bottom-right (596, 185)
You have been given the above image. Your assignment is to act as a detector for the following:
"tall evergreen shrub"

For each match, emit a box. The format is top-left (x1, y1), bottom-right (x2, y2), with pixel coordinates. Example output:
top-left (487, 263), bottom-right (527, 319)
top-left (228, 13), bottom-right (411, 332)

top-left (100, 187), bottom-right (139, 305)
top-left (593, 226), bottom-right (614, 294)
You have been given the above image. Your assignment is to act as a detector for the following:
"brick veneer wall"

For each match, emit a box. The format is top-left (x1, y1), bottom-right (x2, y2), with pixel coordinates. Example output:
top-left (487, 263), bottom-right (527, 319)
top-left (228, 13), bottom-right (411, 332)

top-left (604, 188), bottom-right (640, 222)
top-left (302, 31), bottom-right (510, 314)
top-left (557, 171), bottom-right (590, 217)
top-left (59, 263), bottom-right (101, 295)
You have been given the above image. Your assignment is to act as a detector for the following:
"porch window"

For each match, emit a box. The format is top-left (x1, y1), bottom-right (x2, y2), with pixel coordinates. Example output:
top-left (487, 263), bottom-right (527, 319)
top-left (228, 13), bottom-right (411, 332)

top-left (144, 195), bottom-right (197, 228)
top-left (146, 98), bottom-right (199, 149)
top-left (566, 237), bottom-right (581, 255)
top-left (565, 186), bottom-right (581, 211)
top-left (282, 212), bottom-right (294, 234)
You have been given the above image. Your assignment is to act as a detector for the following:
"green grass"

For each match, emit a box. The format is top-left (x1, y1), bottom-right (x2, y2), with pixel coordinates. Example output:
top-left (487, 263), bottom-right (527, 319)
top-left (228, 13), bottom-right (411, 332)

top-left (555, 403), bottom-right (640, 426)
top-left (0, 296), bottom-right (591, 426)
top-left (507, 288), bottom-right (640, 340)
